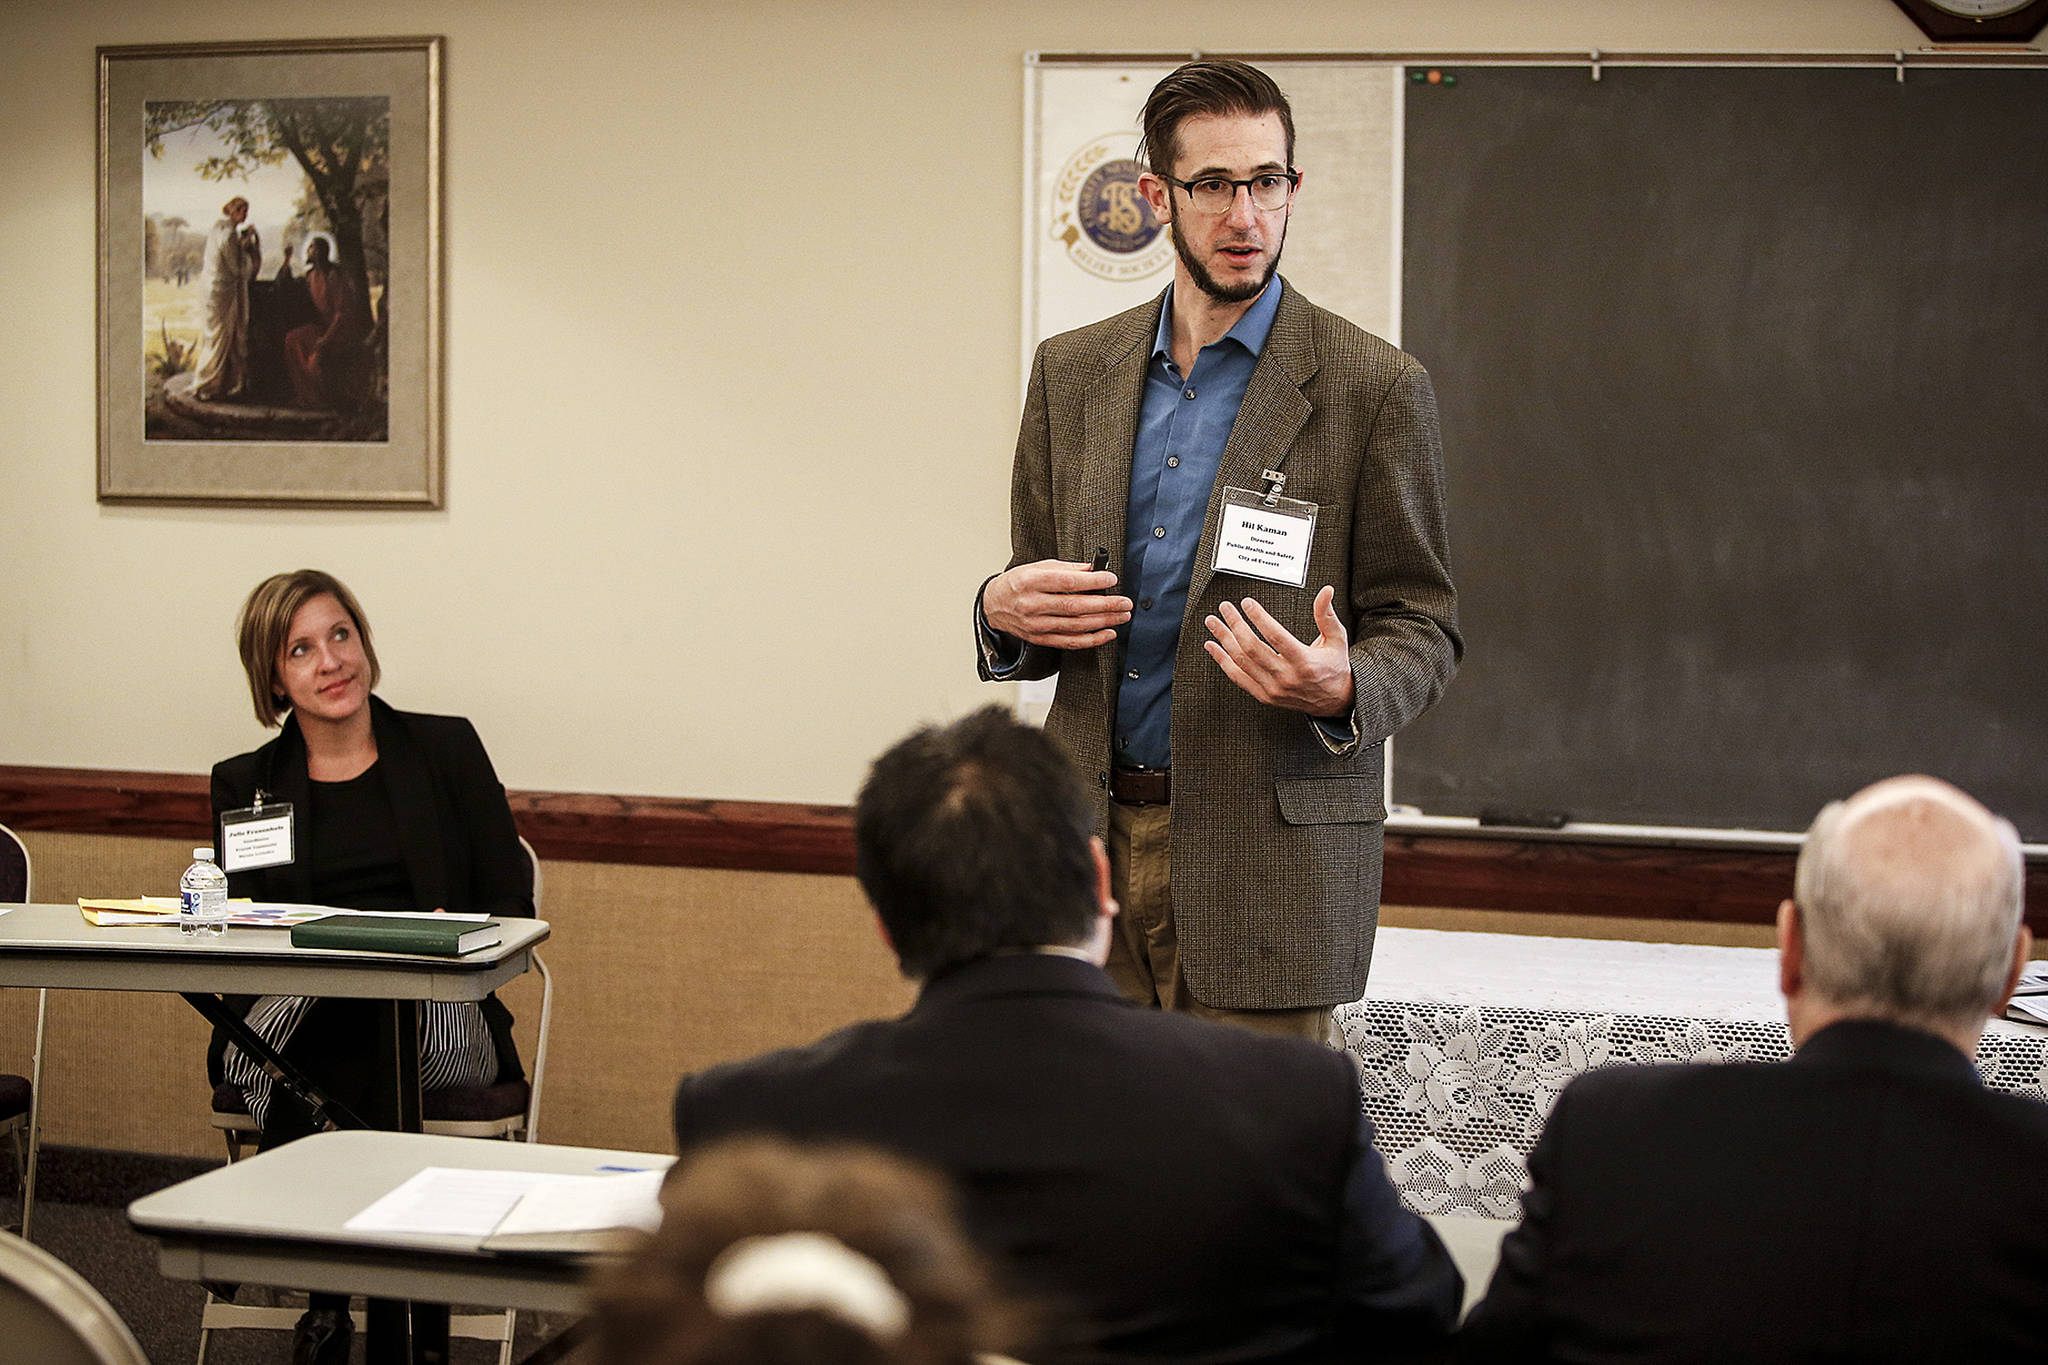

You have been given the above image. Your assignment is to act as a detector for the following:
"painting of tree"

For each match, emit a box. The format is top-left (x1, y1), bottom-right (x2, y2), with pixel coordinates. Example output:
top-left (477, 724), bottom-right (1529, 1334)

top-left (100, 38), bottom-right (441, 505)
top-left (146, 98), bottom-right (388, 330)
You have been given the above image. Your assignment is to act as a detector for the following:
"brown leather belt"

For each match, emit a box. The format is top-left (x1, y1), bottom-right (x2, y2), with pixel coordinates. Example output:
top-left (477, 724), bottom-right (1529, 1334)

top-left (1110, 765), bottom-right (1170, 805)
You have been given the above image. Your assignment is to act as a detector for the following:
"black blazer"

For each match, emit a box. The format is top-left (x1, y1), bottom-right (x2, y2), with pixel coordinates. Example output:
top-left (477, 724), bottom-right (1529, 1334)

top-left (1459, 1019), bottom-right (2048, 1364)
top-left (673, 953), bottom-right (1461, 1365)
top-left (207, 696), bottom-right (534, 1080)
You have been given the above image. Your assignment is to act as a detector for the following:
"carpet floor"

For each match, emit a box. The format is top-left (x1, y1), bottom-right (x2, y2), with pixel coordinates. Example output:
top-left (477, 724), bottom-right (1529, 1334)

top-left (10, 1145), bottom-right (582, 1364)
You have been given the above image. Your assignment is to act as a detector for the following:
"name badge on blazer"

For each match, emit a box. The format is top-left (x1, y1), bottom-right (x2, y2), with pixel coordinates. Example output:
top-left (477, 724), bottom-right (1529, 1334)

top-left (219, 801), bottom-right (294, 872)
top-left (1212, 485), bottom-right (1318, 588)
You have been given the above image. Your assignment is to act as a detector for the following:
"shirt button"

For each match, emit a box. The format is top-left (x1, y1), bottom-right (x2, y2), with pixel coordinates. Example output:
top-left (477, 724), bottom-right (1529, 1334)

top-left (1166, 456), bottom-right (1180, 468)
top-left (1140, 597), bottom-right (1153, 610)
top-left (1183, 388), bottom-right (1196, 399)
top-left (1127, 669), bottom-right (1140, 680)
top-left (1153, 526), bottom-right (1166, 539)
top-left (1119, 737), bottom-right (1130, 750)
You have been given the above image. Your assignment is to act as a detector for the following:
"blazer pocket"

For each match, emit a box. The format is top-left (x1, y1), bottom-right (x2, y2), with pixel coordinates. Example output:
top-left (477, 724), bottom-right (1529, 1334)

top-left (1274, 776), bottom-right (1386, 825)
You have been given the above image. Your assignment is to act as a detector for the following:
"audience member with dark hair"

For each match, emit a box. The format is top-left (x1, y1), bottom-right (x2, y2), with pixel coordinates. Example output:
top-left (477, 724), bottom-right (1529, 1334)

top-left (1460, 775), bottom-right (2048, 1363)
top-left (590, 1136), bottom-right (1019, 1365)
top-left (673, 705), bottom-right (1460, 1365)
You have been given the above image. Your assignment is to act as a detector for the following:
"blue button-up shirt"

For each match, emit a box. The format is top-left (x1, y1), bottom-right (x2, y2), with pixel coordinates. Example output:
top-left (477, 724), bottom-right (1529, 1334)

top-left (1115, 279), bottom-right (1283, 769)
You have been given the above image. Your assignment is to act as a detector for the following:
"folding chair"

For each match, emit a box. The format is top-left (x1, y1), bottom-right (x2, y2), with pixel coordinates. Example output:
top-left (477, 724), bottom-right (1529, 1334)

top-left (197, 837), bottom-right (554, 1365)
top-left (0, 824), bottom-right (42, 1241)
top-left (0, 1227), bottom-right (149, 1365)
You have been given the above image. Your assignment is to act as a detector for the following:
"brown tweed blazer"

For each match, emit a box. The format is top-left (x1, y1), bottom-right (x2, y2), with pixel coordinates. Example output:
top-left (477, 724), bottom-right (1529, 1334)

top-left (980, 280), bottom-right (1460, 1009)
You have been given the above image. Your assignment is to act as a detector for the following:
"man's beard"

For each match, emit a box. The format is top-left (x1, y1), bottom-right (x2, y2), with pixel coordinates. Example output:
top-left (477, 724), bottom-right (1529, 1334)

top-left (1170, 213), bottom-right (1286, 304)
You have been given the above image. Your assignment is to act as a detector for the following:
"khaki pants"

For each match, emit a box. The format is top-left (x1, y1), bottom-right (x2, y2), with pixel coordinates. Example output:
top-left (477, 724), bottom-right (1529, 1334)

top-left (1105, 799), bottom-right (1339, 1046)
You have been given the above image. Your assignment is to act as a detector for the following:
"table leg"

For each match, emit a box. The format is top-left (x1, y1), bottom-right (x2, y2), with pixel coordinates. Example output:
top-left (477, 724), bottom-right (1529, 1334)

top-left (392, 998), bottom-right (422, 1133)
top-left (411, 1302), bottom-right (450, 1364)
top-left (365, 1297), bottom-right (408, 1365)
top-left (364, 998), bottom-right (429, 1360)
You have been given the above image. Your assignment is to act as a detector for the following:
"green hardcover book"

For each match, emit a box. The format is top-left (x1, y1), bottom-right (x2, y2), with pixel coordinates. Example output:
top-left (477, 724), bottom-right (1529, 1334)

top-left (290, 914), bottom-right (501, 957)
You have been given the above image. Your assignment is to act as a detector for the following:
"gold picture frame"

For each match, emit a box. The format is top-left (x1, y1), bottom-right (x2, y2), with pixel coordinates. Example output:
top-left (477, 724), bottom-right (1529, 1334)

top-left (98, 37), bottom-right (443, 507)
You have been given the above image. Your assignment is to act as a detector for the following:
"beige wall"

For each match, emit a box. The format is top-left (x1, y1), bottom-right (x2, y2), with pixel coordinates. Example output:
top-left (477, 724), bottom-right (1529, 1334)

top-left (0, 0), bottom-right (1924, 807)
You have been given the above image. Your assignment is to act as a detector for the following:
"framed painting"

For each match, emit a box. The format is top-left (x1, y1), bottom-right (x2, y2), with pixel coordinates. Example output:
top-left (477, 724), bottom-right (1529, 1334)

top-left (97, 37), bottom-right (443, 506)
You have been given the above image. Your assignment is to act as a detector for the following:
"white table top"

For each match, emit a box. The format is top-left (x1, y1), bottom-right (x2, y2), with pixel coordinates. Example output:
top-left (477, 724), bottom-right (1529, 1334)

top-left (130, 1130), bottom-right (669, 1312)
top-left (0, 903), bottom-right (549, 1001)
top-left (1364, 926), bottom-right (2039, 1040)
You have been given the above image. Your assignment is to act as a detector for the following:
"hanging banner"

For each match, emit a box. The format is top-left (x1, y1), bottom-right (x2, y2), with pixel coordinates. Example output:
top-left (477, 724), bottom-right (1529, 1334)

top-left (1023, 57), bottom-right (1406, 368)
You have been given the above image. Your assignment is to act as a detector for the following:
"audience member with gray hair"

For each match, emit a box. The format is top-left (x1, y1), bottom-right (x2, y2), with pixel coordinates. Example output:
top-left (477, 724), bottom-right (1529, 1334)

top-left (1460, 775), bottom-right (2048, 1363)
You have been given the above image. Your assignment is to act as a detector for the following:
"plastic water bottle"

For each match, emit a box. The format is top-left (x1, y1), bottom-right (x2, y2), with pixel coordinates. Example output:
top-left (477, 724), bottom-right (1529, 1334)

top-left (180, 847), bottom-right (229, 937)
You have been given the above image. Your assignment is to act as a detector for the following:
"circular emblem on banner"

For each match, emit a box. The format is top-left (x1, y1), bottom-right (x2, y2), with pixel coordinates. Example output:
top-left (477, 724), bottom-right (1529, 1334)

top-left (1050, 134), bottom-right (1173, 282)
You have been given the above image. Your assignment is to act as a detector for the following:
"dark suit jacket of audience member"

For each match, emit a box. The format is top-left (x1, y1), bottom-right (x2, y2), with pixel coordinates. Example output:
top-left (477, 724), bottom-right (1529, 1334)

top-left (207, 695), bottom-right (535, 1083)
top-left (673, 952), bottom-right (1461, 1365)
top-left (1460, 1019), bottom-right (2048, 1363)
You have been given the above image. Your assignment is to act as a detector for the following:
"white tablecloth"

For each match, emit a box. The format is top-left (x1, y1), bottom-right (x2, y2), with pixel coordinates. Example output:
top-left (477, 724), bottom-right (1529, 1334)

top-left (1337, 928), bottom-right (2048, 1218)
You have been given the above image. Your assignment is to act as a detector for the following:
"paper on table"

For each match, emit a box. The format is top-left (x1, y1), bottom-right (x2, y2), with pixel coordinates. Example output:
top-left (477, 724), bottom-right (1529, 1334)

top-left (78, 898), bottom-right (498, 929)
top-left (2005, 995), bottom-right (2048, 1027)
top-left (263, 906), bottom-right (495, 923)
top-left (343, 1165), bottom-right (669, 1241)
top-left (344, 1167), bottom-right (585, 1238)
top-left (492, 1167), bottom-right (666, 1237)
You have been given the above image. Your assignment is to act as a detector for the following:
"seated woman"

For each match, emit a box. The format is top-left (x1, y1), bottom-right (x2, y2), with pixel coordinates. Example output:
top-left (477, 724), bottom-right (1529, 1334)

top-left (588, 1136), bottom-right (1022, 1365)
top-left (208, 568), bottom-right (533, 1363)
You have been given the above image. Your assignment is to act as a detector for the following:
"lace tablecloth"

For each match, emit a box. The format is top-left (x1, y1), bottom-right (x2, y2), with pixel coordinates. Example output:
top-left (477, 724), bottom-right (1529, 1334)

top-left (1338, 928), bottom-right (2048, 1218)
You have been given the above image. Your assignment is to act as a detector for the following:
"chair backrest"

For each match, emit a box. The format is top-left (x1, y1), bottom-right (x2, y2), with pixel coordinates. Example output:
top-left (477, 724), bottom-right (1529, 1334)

top-left (515, 837), bottom-right (552, 1143)
top-left (0, 1229), bottom-right (149, 1365)
top-left (0, 823), bottom-right (29, 903)
top-left (519, 834), bottom-right (542, 912)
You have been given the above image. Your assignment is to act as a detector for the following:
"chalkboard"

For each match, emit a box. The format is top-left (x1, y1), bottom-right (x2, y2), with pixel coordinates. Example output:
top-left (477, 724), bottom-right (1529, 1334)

top-left (1394, 64), bottom-right (2048, 842)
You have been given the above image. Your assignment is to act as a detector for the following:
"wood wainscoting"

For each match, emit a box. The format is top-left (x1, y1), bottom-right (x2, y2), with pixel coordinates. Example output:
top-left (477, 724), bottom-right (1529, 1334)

top-left (4, 763), bottom-right (2040, 929)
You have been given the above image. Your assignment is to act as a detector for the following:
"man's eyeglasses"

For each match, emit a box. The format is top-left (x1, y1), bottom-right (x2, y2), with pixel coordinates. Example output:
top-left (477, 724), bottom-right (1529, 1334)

top-left (1160, 170), bottom-right (1300, 215)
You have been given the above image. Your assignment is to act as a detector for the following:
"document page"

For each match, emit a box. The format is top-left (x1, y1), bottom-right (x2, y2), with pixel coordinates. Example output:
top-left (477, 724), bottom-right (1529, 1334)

top-left (344, 1167), bottom-right (584, 1238)
top-left (492, 1167), bottom-right (666, 1236)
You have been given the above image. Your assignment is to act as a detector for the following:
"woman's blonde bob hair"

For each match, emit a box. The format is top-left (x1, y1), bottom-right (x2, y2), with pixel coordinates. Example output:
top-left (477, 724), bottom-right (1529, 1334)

top-left (236, 569), bottom-right (381, 728)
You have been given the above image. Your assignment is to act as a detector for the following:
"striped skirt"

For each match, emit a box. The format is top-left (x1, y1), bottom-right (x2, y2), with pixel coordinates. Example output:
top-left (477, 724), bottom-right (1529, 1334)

top-left (222, 994), bottom-right (499, 1130)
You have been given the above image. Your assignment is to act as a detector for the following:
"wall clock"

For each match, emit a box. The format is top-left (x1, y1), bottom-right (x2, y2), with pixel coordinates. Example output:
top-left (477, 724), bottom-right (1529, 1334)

top-left (1892, 0), bottom-right (2048, 41)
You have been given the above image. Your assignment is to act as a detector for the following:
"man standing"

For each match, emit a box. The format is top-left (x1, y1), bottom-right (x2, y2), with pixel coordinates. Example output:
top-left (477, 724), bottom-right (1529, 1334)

top-left (1461, 776), bottom-right (2048, 1363)
top-left (977, 61), bottom-right (1459, 1037)
top-left (673, 707), bottom-right (1462, 1365)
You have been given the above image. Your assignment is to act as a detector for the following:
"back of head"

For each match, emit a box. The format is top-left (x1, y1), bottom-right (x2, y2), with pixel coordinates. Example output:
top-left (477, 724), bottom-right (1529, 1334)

top-left (1794, 775), bottom-right (2025, 1035)
top-left (1138, 59), bottom-right (1295, 178)
top-left (854, 706), bottom-right (1097, 978)
top-left (587, 1136), bottom-right (1015, 1365)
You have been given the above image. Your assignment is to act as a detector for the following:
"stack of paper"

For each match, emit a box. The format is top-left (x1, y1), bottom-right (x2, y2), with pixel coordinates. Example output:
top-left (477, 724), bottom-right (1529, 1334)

top-left (76, 898), bottom-right (459, 929)
top-left (344, 1165), bottom-right (669, 1255)
top-left (2003, 961), bottom-right (2048, 1027)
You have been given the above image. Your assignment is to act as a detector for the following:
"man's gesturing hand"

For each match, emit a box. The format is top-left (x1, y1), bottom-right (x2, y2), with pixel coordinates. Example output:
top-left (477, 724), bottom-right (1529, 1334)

top-left (983, 559), bottom-right (1133, 650)
top-left (1203, 585), bottom-right (1356, 717)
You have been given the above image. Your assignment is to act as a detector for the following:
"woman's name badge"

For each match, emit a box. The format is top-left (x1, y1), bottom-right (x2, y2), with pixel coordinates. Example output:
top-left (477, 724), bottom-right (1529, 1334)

top-left (220, 802), bottom-right (294, 872)
top-left (1212, 485), bottom-right (1318, 588)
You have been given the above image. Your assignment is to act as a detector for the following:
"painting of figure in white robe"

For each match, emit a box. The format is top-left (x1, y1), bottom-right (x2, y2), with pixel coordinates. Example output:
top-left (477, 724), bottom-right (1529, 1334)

top-left (142, 96), bottom-right (389, 442)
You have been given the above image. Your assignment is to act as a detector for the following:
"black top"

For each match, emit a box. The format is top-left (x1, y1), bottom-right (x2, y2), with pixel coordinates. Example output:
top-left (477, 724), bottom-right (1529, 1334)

top-left (1460, 1019), bottom-right (2048, 1363)
top-left (675, 953), bottom-right (1461, 1365)
top-left (306, 764), bottom-right (412, 913)
top-left (207, 696), bottom-right (534, 1084)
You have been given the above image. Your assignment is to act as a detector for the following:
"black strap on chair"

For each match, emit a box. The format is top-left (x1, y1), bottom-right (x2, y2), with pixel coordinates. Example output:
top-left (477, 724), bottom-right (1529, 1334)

top-left (181, 992), bottom-right (369, 1132)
